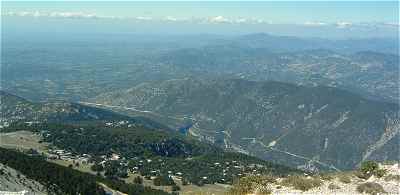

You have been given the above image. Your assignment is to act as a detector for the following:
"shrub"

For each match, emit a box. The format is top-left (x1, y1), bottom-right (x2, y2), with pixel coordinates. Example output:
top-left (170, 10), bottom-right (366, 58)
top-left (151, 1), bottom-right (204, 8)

top-left (229, 175), bottom-right (275, 195)
top-left (171, 185), bottom-right (180, 191)
top-left (381, 160), bottom-right (397, 165)
top-left (181, 178), bottom-right (189, 185)
top-left (360, 161), bottom-right (379, 174)
top-left (117, 171), bottom-right (128, 178)
top-left (196, 180), bottom-right (204, 186)
top-left (359, 161), bottom-right (386, 179)
top-left (280, 175), bottom-right (322, 191)
top-left (153, 175), bottom-right (176, 186)
top-left (90, 163), bottom-right (104, 172)
top-left (318, 173), bottom-right (333, 181)
top-left (338, 174), bottom-right (351, 183)
top-left (229, 178), bottom-right (258, 195)
top-left (356, 182), bottom-right (386, 195)
top-left (374, 169), bottom-right (387, 178)
top-left (384, 174), bottom-right (400, 182)
top-left (133, 176), bottom-right (143, 184)
top-left (328, 183), bottom-right (340, 190)
top-left (255, 185), bottom-right (272, 195)
top-left (354, 171), bottom-right (370, 180)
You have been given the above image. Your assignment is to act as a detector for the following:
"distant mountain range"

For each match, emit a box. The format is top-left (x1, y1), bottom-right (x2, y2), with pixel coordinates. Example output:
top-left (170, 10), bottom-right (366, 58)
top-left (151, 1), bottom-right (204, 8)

top-left (3, 33), bottom-right (398, 103)
top-left (233, 33), bottom-right (398, 54)
top-left (92, 78), bottom-right (399, 170)
top-left (160, 46), bottom-right (398, 103)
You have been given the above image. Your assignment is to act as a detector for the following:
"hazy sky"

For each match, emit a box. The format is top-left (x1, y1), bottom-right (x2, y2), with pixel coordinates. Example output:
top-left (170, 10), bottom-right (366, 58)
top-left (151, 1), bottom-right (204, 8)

top-left (2, 1), bottom-right (399, 38)
top-left (3, 1), bottom-right (398, 23)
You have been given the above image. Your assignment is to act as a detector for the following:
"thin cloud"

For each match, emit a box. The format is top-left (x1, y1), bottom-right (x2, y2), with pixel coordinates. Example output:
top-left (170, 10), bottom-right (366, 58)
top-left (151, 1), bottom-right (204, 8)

top-left (303, 21), bottom-right (328, 26)
top-left (235, 18), bottom-right (267, 24)
top-left (204, 16), bottom-right (268, 24)
top-left (135, 16), bottom-right (153, 21)
top-left (3, 11), bottom-right (103, 19)
top-left (164, 16), bottom-right (178, 21)
top-left (3, 11), bottom-right (395, 30)
top-left (335, 21), bottom-right (352, 29)
top-left (208, 16), bottom-right (231, 24)
top-left (49, 12), bottom-right (98, 19)
top-left (383, 22), bottom-right (400, 28)
top-left (235, 18), bottom-right (248, 24)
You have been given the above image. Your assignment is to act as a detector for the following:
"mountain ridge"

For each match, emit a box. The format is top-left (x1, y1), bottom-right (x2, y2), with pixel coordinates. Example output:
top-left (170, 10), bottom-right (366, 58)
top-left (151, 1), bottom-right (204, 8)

top-left (0, 90), bottom-right (169, 130)
top-left (92, 78), bottom-right (399, 170)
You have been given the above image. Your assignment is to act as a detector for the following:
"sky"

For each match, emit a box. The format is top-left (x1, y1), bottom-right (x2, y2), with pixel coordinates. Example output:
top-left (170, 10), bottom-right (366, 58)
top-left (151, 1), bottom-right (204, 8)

top-left (2, 1), bottom-right (399, 38)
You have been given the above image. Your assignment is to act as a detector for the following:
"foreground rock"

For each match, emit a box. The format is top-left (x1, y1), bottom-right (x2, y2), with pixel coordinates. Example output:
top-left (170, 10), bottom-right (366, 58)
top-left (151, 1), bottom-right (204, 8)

top-left (230, 163), bottom-right (399, 195)
top-left (0, 163), bottom-right (46, 195)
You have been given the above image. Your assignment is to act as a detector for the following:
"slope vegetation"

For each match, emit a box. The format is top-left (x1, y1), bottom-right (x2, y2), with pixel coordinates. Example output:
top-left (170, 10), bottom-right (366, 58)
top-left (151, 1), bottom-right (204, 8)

top-left (93, 79), bottom-right (399, 170)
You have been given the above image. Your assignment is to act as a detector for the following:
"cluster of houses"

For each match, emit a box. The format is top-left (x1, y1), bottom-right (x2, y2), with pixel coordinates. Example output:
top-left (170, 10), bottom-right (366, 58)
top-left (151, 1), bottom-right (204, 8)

top-left (125, 157), bottom-right (266, 184)
top-left (45, 145), bottom-right (127, 170)
top-left (34, 127), bottom-right (266, 185)
top-left (42, 144), bottom-right (267, 186)
top-left (47, 149), bottom-right (91, 165)
top-left (0, 121), bottom-right (10, 129)
top-left (97, 153), bottom-right (122, 165)
top-left (105, 121), bottom-right (135, 128)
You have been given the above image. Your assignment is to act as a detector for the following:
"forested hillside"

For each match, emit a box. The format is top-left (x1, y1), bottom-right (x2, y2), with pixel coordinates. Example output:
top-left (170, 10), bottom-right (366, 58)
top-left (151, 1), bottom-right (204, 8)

top-left (0, 148), bottom-right (171, 195)
top-left (3, 121), bottom-right (301, 186)
top-left (0, 91), bottom-right (168, 130)
top-left (93, 78), bottom-right (399, 170)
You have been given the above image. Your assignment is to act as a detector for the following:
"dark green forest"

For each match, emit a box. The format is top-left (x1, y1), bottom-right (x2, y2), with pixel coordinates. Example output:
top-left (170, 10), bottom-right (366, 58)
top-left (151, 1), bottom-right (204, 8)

top-left (4, 122), bottom-right (300, 185)
top-left (0, 147), bottom-right (170, 195)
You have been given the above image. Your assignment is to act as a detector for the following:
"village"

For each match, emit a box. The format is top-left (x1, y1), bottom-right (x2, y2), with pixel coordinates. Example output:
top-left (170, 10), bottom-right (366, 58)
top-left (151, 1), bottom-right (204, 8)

top-left (0, 121), bottom-right (287, 194)
top-left (44, 144), bottom-right (267, 187)
top-left (27, 120), bottom-right (269, 187)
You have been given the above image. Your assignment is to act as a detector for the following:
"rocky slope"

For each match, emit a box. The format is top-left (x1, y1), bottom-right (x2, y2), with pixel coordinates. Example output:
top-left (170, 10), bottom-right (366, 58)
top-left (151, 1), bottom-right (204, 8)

top-left (0, 163), bottom-right (46, 194)
top-left (239, 163), bottom-right (400, 195)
